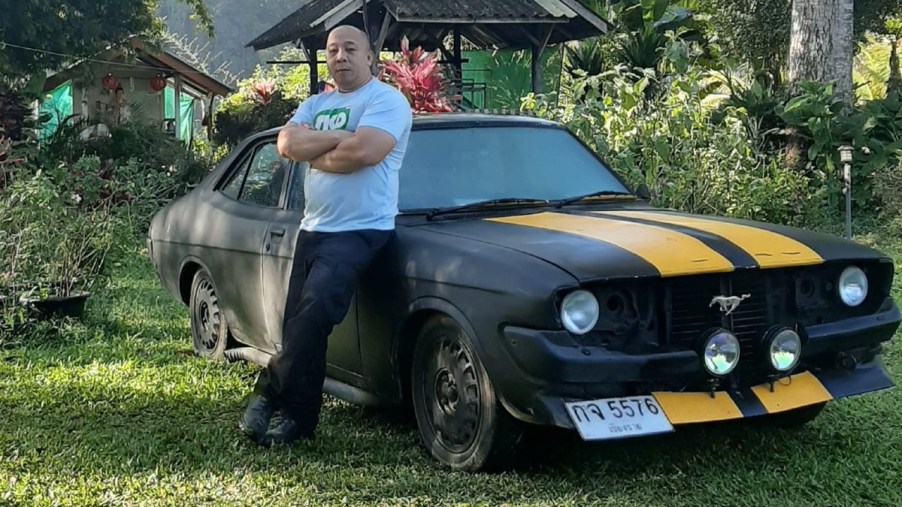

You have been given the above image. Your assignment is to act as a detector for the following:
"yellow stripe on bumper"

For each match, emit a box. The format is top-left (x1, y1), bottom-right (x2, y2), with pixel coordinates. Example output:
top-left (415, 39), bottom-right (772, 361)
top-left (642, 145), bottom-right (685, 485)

top-left (751, 371), bottom-right (833, 413)
top-left (598, 211), bottom-right (824, 269)
top-left (653, 391), bottom-right (744, 424)
top-left (487, 212), bottom-right (734, 277)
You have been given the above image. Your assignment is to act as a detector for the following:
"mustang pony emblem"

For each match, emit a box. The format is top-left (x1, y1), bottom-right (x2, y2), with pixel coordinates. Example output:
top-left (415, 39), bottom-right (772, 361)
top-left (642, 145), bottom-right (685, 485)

top-left (709, 294), bottom-right (751, 315)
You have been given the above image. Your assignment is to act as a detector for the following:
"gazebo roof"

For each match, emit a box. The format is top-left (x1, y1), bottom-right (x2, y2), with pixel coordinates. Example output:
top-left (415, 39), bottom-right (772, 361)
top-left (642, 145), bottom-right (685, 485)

top-left (247, 0), bottom-right (611, 52)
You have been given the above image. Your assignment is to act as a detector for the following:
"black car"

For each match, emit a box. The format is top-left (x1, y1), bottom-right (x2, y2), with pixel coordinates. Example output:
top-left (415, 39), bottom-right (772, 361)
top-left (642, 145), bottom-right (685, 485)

top-left (148, 113), bottom-right (900, 471)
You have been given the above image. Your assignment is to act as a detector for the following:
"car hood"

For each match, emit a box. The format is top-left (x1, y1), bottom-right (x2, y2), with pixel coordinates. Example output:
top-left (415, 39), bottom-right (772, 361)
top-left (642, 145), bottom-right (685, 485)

top-left (412, 207), bottom-right (889, 282)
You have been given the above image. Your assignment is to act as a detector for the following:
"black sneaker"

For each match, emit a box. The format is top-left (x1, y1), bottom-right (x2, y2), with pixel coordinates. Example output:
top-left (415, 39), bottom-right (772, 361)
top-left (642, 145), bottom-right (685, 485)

top-left (261, 415), bottom-right (314, 447)
top-left (238, 393), bottom-right (276, 445)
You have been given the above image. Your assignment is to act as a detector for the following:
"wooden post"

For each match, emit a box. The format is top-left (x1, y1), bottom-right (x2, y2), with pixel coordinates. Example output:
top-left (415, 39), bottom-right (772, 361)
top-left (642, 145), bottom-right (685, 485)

top-left (530, 26), bottom-right (555, 94)
top-left (299, 41), bottom-right (319, 97)
top-left (309, 56), bottom-right (319, 96)
top-left (371, 9), bottom-right (393, 75)
top-left (174, 74), bottom-right (182, 139)
top-left (453, 28), bottom-right (463, 103)
top-left (453, 28), bottom-right (462, 78)
top-left (206, 92), bottom-right (215, 141)
top-left (531, 44), bottom-right (541, 94)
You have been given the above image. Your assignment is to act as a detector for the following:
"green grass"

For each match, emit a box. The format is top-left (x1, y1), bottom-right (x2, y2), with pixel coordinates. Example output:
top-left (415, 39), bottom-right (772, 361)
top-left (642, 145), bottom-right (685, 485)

top-left (2, 239), bottom-right (902, 507)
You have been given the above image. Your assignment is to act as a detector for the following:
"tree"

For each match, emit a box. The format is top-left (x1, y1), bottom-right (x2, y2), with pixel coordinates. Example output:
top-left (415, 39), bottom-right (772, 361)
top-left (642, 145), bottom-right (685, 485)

top-left (0, 0), bottom-right (212, 90)
top-left (832, 0), bottom-right (855, 108)
top-left (702, 0), bottom-right (902, 85)
top-left (567, 0), bottom-right (707, 77)
top-left (788, 0), bottom-right (837, 86)
top-left (787, 0), bottom-right (853, 109)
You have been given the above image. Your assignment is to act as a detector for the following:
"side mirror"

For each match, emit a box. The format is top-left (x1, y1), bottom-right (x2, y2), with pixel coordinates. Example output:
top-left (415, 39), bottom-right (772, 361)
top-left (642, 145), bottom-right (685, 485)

top-left (635, 183), bottom-right (651, 200)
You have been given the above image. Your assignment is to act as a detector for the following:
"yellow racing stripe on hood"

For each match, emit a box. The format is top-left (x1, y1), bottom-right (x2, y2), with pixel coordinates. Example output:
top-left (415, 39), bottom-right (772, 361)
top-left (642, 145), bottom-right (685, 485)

top-left (487, 212), bottom-right (733, 277)
top-left (599, 211), bottom-right (824, 268)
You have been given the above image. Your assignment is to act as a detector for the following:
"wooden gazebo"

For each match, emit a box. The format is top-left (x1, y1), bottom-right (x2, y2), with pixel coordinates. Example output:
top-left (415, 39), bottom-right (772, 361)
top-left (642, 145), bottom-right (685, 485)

top-left (247, 0), bottom-right (610, 97)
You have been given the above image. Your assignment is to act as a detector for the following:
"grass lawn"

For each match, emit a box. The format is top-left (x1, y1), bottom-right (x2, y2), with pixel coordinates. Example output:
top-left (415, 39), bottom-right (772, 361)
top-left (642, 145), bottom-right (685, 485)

top-left (2, 238), bottom-right (902, 507)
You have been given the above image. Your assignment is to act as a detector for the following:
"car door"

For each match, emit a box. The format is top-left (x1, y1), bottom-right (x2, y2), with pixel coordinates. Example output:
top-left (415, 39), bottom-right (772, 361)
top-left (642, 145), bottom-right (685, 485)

top-left (204, 138), bottom-right (286, 347)
top-left (261, 162), bottom-right (364, 385)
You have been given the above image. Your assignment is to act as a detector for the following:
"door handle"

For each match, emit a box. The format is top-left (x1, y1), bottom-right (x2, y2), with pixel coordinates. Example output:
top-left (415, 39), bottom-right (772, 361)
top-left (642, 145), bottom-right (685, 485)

top-left (270, 228), bottom-right (286, 238)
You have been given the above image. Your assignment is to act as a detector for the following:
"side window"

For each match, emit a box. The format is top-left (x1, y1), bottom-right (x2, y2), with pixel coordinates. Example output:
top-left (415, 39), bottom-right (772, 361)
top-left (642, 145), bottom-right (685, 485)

top-left (220, 157), bottom-right (249, 200)
top-left (239, 143), bottom-right (288, 208)
top-left (218, 141), bottom-right (288, 208)
top-left (286, 161), bottom-right (307, 211)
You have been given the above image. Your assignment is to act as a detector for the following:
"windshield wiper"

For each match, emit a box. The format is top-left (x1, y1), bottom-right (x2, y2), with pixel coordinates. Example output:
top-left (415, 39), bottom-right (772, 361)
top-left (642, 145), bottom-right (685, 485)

top-left (552, 190), bottom-right (635, 208)
top-left (426, 197), bottom-right (548, 221)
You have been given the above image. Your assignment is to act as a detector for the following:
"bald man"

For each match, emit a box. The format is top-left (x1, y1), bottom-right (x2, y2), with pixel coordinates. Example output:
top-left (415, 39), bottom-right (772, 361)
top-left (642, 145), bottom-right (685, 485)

top-left (239, 25), bottom-right (412, 447)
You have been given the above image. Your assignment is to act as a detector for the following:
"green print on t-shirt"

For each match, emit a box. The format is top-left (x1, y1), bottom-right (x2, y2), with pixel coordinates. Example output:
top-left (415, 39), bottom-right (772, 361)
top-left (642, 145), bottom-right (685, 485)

top-left (312, 107), bottom-right (351, 131)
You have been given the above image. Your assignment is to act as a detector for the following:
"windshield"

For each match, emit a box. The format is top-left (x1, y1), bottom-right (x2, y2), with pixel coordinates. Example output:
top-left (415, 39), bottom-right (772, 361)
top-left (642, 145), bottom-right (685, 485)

top-left (398, 125), bottom-right (630, 211)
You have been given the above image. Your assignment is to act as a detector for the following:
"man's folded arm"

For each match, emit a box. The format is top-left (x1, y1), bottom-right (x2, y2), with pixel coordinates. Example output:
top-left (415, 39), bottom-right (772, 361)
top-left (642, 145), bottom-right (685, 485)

top-left (309, 127), bottom-right (397, 174)
top-left (277, 124), bottom-right (353, 162)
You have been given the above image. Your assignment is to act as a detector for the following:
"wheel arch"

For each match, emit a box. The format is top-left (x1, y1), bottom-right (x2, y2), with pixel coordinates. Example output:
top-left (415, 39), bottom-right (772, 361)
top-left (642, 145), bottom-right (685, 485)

top-left (178, 256), bottom-right (215, 304)
top-left (395, 297), bottom-right (483, 404)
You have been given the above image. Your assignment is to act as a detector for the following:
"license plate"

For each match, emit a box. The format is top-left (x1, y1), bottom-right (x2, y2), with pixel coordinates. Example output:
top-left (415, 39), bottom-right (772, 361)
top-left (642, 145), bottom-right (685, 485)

top-left (564, 395), bottom-right (674, 441)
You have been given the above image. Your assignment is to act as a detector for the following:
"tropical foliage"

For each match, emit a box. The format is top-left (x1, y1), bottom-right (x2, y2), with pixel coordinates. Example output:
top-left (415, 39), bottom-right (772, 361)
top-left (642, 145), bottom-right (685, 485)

top-left (379, 36), bottom-right (455, 113)
top-left (212, 50), bottom-right (325, 148)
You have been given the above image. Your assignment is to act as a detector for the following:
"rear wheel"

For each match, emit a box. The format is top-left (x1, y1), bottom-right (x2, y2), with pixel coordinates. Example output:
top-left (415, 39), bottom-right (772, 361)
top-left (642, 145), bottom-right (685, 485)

top-left (188, 269), bottom-right (228, 360)
top-left (411, 315), bottom-right (522, 472)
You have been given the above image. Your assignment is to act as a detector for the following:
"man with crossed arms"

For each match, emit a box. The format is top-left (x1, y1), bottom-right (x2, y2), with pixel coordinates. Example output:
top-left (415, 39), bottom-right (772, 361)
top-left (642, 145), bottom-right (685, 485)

top-left (240, 25), bottom-right (412, 447)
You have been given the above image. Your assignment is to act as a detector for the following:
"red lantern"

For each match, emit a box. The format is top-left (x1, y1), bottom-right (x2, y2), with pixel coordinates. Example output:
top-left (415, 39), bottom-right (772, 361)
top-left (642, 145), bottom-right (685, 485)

top-left (149, 75), bottom-right (166, 92)
top-left (101, 73), bottom-right (118, 91)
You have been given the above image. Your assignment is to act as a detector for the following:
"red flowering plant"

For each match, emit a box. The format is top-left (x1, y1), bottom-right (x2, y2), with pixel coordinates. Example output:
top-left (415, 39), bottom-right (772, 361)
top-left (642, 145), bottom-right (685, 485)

top-left (251, 79), bottom-right (277, 105)
top-left (379, 36), bottom-right (456, 113)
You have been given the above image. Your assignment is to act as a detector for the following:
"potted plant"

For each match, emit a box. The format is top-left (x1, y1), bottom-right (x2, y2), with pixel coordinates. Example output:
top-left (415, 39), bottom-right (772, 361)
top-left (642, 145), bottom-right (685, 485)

top-left (25, 202), bottom-right (113, 318)
top-left (3, 157), bottom-right (116, 320)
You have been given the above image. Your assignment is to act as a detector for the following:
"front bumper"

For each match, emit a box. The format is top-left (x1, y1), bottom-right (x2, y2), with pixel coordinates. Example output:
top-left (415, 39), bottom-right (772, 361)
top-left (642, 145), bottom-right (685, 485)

top-left (495, 297), bottom-right (900, 429)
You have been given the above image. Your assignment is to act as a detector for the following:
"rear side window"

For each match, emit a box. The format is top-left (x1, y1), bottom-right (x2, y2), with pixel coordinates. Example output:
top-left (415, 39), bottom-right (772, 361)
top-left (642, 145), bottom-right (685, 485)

top-left (220, 157), bottom-right (248, 199)
top-left (218, 141), bottom-right (288, 208)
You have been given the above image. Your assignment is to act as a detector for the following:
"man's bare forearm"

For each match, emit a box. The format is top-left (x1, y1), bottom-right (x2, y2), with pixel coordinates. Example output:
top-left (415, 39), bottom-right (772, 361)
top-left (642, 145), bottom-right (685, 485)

top-left (277, 126), bottom-right (352, 162)
top-left (309, 136), bottom-right (380, 174)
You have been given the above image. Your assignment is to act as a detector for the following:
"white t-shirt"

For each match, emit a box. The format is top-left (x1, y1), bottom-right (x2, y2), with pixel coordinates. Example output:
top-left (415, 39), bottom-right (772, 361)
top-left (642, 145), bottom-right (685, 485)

top-left (289, 78), bottom-right (412, 232)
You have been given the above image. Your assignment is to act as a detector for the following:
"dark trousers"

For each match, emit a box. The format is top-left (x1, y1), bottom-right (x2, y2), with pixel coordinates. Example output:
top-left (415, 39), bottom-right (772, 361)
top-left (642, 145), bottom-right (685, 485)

top-left (260, 228), bottom-right (393, 433)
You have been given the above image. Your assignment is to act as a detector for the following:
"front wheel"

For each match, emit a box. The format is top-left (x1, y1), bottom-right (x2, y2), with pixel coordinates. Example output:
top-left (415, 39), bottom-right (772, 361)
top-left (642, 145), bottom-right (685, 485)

top-left (411, 315), bottom-right (522, 472)
top-left (188, 268), bottom-right (228, 360)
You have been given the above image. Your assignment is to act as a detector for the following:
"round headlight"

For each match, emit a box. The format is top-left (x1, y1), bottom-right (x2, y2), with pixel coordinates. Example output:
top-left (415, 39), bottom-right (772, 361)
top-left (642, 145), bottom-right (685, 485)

top-left (838, 266), bottom-right (868, 307)
top-left (702, 329), bottom-right (741, 376)
top-left (561, 290), bottom-right (599, 335)
top-left (765, 327), bottom-right (802, 372)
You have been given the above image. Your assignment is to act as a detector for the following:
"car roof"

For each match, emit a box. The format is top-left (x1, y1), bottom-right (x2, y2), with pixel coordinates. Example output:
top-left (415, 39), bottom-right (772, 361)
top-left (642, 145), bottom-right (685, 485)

top-left (252, 112), bottom-right (561, 140)
top-left (212, 113), bottom-right (568, 188)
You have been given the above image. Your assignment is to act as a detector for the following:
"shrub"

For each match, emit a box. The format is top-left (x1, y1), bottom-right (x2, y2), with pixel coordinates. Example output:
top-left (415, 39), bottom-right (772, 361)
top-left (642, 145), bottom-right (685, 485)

top-left (36, 118), bottom-right (210, 201)
top-left (212, 58), bottom-right (319, 148)
top-left (379, 36), bottom-right (454, 113)
top-left (0, 86), bottom-right (30, 140)
top-left (872, 160), bottom-right (902, 235)
top-left (522, 62), bottom-right (823, 228)
top-left (213, 90), bottom-right (297, 148)
top-left (0, 160), bottom-right (121, 336)
top-left (777, 83), bottom-right (902, 215)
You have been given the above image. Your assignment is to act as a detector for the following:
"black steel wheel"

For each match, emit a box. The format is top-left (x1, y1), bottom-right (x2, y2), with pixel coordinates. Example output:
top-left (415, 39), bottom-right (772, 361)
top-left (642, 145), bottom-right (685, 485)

top-left (411, 315), bottom-right (522, 472)
top-left (189, 269), bottom-right (228, 360)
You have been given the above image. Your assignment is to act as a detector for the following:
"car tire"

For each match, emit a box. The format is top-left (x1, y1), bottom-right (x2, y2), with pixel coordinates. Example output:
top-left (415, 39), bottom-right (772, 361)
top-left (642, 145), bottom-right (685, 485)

top-left (411, 315), bottom-right (523, 472)
top-left (761, 402), bottom-right (827, 429)
top-left (188, 268), bottom-right (229, 360)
